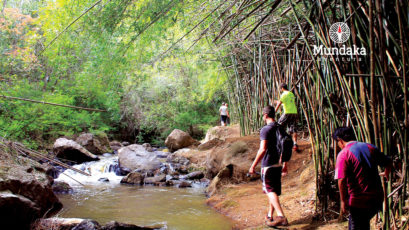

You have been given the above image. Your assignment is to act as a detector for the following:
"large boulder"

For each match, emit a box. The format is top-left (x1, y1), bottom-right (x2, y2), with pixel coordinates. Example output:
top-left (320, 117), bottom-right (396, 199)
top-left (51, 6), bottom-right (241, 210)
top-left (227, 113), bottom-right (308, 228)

top-left (118, 144), bottom-right (162, 172)
top-left (205, 140), bottom-right (253, 181)
top-left (75, 133), bottom-right (111, 155)
top-left (0, 146), bottom-right (63, 229)
top-left (204, 125), bottom-right (240, 142)
top-left (165, 129), bottom-right (198, 152)
top-left (53, 138), bottom-right (99, 164)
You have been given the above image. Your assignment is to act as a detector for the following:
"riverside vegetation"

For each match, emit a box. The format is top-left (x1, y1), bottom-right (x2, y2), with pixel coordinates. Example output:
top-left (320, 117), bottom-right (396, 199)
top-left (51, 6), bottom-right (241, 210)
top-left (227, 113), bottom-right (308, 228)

top-left (1, 0), bottom-right (408, 229)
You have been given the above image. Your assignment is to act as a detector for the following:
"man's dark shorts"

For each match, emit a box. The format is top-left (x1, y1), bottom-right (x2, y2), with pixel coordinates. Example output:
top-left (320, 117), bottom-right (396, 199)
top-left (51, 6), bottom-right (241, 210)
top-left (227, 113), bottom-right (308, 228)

top-left (221, 115), bottom-right (228, 124)
top-left (349, 206), bottom-right (380, 230)
top-left (261, 166), bottom-right (282, 195)
top-left (278, 113), bottom-right (297, 134)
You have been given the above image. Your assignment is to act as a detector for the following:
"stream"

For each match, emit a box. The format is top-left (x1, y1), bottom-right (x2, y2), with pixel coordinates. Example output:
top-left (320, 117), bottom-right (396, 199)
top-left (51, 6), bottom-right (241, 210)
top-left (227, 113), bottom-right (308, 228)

top-left (55, 154), bottom-right (233, 230)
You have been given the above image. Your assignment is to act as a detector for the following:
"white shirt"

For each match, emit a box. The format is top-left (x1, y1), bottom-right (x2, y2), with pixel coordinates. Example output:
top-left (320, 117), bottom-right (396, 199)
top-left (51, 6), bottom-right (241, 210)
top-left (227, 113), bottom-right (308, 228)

top-left (219, 105), bottom-right (228, 116)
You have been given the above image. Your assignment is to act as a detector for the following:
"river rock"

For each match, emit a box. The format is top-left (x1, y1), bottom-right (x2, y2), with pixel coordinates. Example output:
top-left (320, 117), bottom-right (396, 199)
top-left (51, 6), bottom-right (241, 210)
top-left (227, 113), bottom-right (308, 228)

top-left (95, 132), bottom-right (111, 151)
top-left (72, 219), bottom-right (101, 230)
top-left (122, 141), bottom-right (130, 146)
top-left (98, 177), bottom-right (110, 183)
top-left (34, 218), bottom-right (85, 230)
top-left (0, 191), bottom-right (41, 229)
top-left (144, 174), bottom-right (166, 185)
top-left (178, 165), bottom-right (189, 174)
top-left (176, 181), bottom-right (192, 188)
top-left (0, 149), bottom-right (63, 229)
top-left (155, 151), bottom-right (169, 158)
top-left (109, 141), bottom-right (123, 151)
top-left (35, 218), bottom-right (162, 230)
top-left (165, 129), bottom-right (198, 152)
top-left (45, 165), bottom-right (62, 179)
top-left (168, 163), bottom-right (188, 174)
top-left (53, 138), bottom-right (99, 164)
top-left (102, 221), bottom-right (161, 230)
top-left (142, 143), bottom-right (154, 152)
top-left (120, 172), bottom-right (144, 185)
top-left (52, 181), bottom-right (73, 194)
top-left (75, 133), bottom-right (111, 155)
top-left (167, 154), bottom-right (190, 166)
top-left (115, 166), bottom-right (131, 176)
top-left (183, 171), bottom-right (204, 180)
top-left (118, 144), bottom-right (162, 171)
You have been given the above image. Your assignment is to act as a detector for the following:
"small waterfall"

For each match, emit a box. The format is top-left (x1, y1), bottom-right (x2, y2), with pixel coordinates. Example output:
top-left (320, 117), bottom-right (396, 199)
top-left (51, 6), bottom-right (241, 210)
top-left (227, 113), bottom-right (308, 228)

top-left (56, 154), bottom-right (123, 186)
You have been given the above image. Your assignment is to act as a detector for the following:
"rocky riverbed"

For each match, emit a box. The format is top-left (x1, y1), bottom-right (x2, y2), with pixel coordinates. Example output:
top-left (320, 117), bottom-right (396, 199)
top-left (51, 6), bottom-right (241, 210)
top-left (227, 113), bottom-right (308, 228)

top-left (0, 127), bottom-right (236, 229)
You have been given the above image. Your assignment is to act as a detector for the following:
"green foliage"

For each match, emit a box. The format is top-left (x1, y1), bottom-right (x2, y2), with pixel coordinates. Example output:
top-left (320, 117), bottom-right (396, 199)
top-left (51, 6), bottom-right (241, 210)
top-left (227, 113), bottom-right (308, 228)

top-left (0, 79), bottom-right (118, 148)
top-left (0, 0), bottom-right (228, 148)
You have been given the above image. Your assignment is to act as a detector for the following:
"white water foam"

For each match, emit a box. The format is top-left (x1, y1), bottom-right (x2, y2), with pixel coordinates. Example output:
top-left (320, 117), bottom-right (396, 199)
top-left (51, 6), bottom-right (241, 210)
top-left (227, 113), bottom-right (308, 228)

top-left (56, 155), bottom-right (123, 186)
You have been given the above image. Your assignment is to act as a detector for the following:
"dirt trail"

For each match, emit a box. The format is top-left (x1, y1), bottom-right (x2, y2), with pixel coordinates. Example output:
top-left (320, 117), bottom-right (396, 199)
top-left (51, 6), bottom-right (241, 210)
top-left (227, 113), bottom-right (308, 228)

top-left (200, 126), bottom-right (347, 229)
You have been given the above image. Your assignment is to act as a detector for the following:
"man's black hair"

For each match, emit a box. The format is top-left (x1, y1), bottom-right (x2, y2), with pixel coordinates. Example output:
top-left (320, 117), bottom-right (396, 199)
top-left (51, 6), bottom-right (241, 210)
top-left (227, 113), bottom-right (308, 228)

top-left (263, 106), bottom-right (275, 119)
top-left (280, 83), bottom-right (288, 90)
top-left (332, 127), bottom-right (356, 142)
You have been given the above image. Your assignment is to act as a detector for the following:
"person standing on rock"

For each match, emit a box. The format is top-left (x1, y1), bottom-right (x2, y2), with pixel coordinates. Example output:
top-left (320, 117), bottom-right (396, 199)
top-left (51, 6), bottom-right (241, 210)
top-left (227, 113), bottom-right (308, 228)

top-left (333, 127), bottom-right (392, 230)
top-left (275, 83), bottom-right (298, 151)
top-left (219, 102), bottom-right (229, 126)
top-left (249, 106), bottom-right (289, 227)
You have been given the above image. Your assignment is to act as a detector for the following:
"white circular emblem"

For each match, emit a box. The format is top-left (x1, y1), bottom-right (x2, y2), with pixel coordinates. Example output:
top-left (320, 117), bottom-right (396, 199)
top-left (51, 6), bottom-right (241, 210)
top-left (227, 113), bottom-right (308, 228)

top-left (329, 22), bottom-right (350, 43)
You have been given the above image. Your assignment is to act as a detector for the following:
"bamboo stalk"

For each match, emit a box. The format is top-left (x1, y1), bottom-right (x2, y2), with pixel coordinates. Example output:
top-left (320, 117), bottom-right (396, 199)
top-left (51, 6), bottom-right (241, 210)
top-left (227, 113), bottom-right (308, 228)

top-left (41, 0), bottom-right (102, 53)
top-left (213, 1), bottom-right (408, 226)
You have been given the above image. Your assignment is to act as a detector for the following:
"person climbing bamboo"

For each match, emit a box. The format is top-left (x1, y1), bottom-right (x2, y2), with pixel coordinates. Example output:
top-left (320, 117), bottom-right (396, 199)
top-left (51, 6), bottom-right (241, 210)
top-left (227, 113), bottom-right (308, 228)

top-left (275, 83), bottom-right (298, 151)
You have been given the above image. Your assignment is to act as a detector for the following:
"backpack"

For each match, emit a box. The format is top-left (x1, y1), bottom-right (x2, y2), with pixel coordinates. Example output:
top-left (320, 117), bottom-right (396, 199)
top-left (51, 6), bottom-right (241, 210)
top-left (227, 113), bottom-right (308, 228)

top-left (274, 123), bottom-right (293, 163)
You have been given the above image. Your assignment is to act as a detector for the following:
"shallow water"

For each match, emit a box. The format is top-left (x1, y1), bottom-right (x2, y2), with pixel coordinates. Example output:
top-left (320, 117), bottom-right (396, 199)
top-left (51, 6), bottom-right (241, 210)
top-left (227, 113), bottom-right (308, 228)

top-left (57, 184), bottom-right (232, 230)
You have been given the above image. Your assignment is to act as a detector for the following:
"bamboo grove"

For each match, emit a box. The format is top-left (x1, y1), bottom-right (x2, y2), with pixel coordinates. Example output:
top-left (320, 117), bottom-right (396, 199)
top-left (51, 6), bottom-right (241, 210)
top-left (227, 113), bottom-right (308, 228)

top-left (197, 0), bottom-right (409, 228)
top-left (2, 0), bottom-right (408, 228)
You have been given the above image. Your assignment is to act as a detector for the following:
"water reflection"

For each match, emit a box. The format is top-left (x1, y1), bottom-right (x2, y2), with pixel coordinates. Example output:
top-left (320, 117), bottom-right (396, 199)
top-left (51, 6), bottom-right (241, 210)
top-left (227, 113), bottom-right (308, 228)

top-left (57, 185), bottom-right (232, 230)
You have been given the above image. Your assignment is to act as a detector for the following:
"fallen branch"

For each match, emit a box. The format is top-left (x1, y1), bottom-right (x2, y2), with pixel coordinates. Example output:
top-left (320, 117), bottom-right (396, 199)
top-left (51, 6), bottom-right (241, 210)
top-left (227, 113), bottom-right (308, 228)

top-left (9, 140), bottom-right (91, 177)
top-left (0, 95), bottom-right (107, 112)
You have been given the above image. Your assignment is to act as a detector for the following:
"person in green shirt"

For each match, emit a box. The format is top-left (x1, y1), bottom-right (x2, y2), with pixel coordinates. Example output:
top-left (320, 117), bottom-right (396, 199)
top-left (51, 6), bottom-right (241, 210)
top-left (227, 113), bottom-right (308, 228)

top-left (275, 83), bottom-right (298, 151)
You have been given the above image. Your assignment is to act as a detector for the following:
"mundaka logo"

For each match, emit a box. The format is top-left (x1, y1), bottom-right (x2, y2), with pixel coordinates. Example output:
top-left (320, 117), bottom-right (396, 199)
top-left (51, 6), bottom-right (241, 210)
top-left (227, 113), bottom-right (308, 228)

top-left (313, 22), bottom-right (366, 59)
top-left (329, 22), bottom-right (350, 43)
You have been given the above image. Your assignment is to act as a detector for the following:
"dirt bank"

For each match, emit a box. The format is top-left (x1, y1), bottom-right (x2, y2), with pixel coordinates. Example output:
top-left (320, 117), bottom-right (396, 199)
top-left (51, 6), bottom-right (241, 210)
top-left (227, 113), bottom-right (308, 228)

top-left (179, 125), bottom-right (347, 229)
